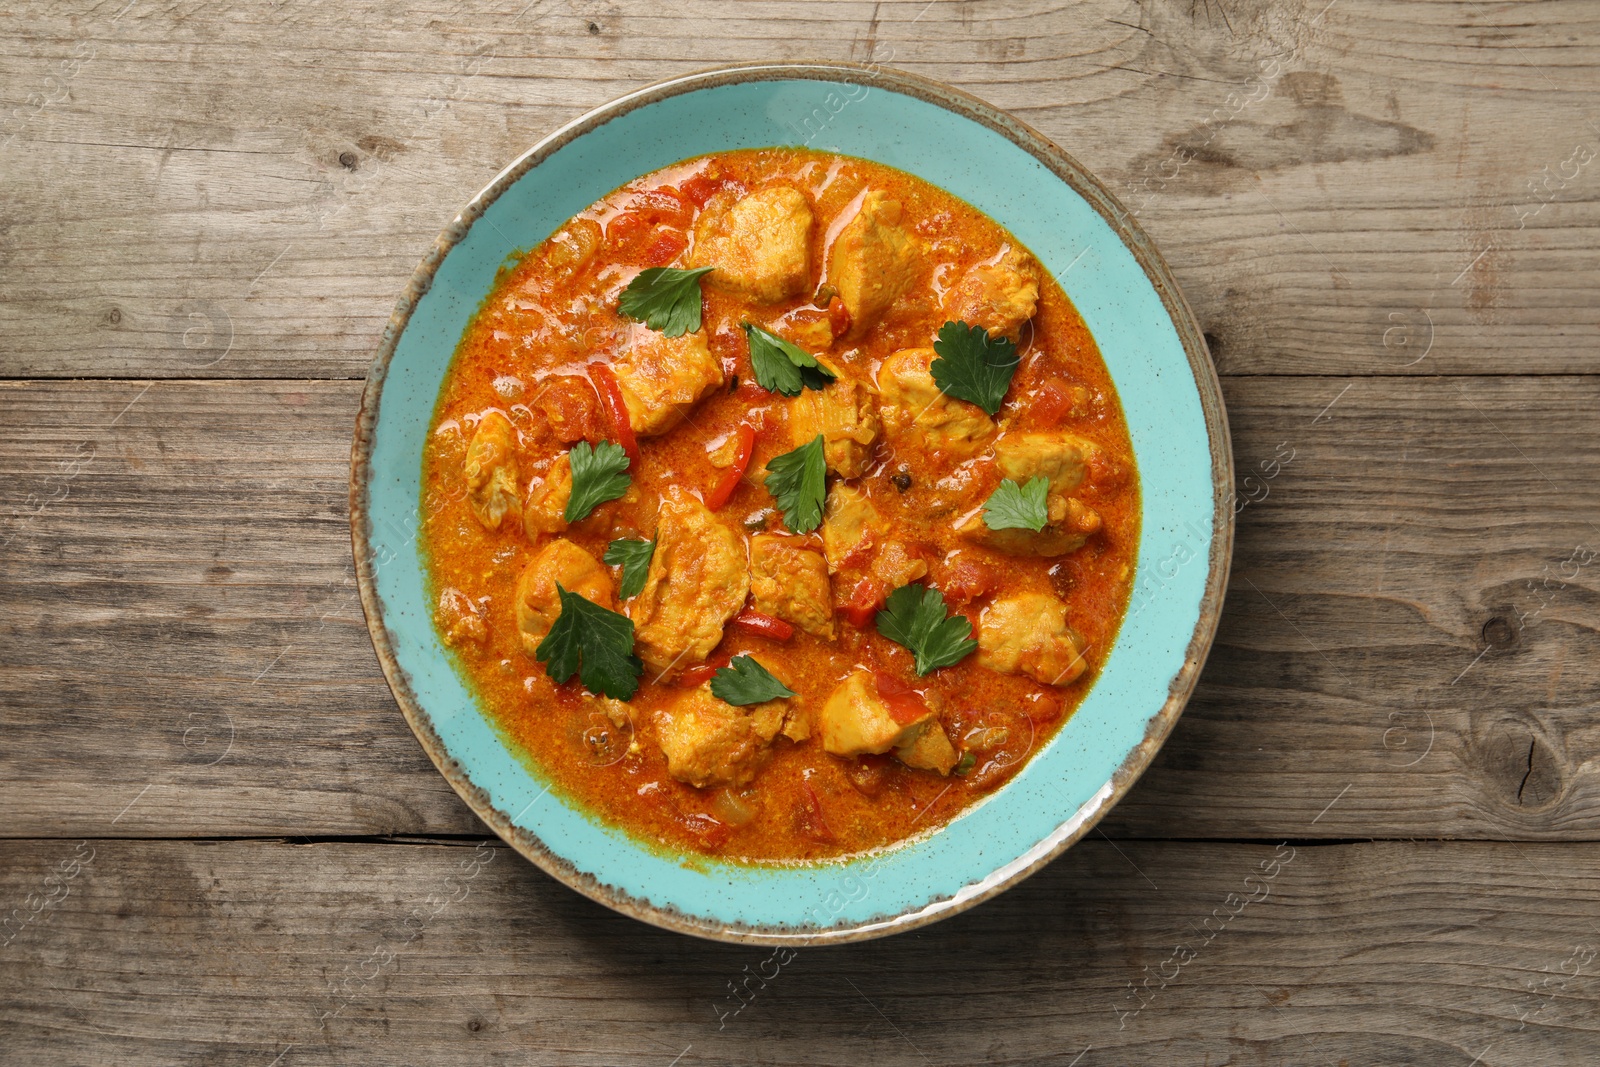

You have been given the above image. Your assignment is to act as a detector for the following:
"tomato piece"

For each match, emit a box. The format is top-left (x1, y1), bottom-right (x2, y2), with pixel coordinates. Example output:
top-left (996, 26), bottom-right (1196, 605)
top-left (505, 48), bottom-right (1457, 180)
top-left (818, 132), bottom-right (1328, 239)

top-left (628, 189), bottom-right (692, 224)
top-left (838, 577), bottom-right (886, 629)
top-left (1026, 690), bottom-right (1064, 725)
top-left (678, 173), bottom-right (723, 207)
top-left (1029, 377), bottom-right (1088, 428)
top-left (835, 536), bottom-right (877, 575)
top-left (637, 780), bottom-right (733, 849)
top-left (704, 423), bottom-right (755, 511)
top-left (939, 558), bottom-right (999, 606)
top-left (604, 210), bottom-right (651, 250)
top-left (641, 230), bottom-right (687, 267)
top-left (731, 608), bottom-right (795, 642)
top-left (679, 812), bottom-right (732, 850)
top-left (842, 754), bottom-right (892, 797)
top-left (587, 362), bottom-right (640, 466)
top-left (873, 670), bottom-right (931, 725)
top-left (531, 374), bottom-right (602, 444)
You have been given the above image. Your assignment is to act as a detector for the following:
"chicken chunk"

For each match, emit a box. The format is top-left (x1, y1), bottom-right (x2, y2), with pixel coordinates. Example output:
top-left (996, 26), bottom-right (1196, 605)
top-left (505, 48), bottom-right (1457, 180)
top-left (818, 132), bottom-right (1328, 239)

top-left (958, 495), bottom-right (1102, 557)
top-left (691, 186), bottom-right (814, 304)
top-left (436, 587), bottom-right (487, 647)
top-left (654, 686), bottom-right (787, 788)
top-left (876, 347), bottom-right (995, 452)
top-left (514, 540), bottom-right (615, 656)
top-left (820, 484), bottom-right (884, 573)
top-left (591, 695), bottom-right (633, 731)
top-left (818, 486), bottom-right (929, 588)
top-left (977, 593), bottom-right (1089, 687)
top-left (780, 701), bottom-right (813, 743)
top-left (868, 539), bottom-right (930, 588)
top-left (770, 307), bottom-right (836, 351)
top-left (611, 326), bottom-right (724, 437)
top-left (942, 249), bottom-right (1040, 340)
top-left (827, 191), bottom-right (921, 335)
top-left (895, 720), bottom-right (958, 775)
top-left (788, 374), bottom-right (881, 478)
top-left (522, 454), bottom-right (572, 538)
top-left (749, 534), bottom-right (834, 639)
top-left (629, 490), bottom-right (750, 675)
top-left (994, 432), bottom-right (1095, 494)
top-left (819, 670), bottom-right (937, 758)
top-left (463, 411), bottom-right (520, 530)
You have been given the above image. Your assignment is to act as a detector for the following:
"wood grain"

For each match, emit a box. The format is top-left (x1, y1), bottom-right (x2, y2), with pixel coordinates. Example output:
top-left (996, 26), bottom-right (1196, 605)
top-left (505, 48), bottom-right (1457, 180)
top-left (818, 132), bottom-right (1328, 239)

top-left (1, 0), bottom-right (1597, 378)
top-left (4, 375), bottom-right (1598, 841)
top-left (4, 2), bottom-right (1599, 1057)
top-left (2, 838), bottom-right (1596, 1065)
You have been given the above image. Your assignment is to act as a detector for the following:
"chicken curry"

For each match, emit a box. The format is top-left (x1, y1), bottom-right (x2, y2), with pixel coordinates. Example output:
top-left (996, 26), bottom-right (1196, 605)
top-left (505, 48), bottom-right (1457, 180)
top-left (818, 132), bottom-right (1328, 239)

top-left (421, 148), bottom-right (1139, 863)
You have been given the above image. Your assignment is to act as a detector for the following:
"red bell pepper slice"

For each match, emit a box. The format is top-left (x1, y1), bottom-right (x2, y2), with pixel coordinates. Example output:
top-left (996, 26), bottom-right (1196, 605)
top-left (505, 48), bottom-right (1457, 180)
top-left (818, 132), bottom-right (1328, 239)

top-left (704, 423), bottom-right (755, 511)
top-left (873, 671), bottom-right (932, 725)
top-left (587, 362), bottom-right (640, 466)
top-left (674, 652), bottom-right (734, 689)
top-left (730, 608), bottom-right (795, 642)
top-left (799, 779), bottom-right (836, 843)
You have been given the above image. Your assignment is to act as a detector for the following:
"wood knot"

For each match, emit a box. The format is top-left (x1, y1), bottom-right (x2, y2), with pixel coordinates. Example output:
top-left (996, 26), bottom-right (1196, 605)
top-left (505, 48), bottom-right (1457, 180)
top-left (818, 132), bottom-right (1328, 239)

top-left (1474, 715), bottom-right (1564, 812)
top-left (103, 307), bottom-right (122, 326)
top-left (1482, 615), bottom-right (1518, 650)
top-left (339, 151), bottom-right (358, 170)
top-left (588, 21), bottom-right (600, 33)
top-left (1202, 330), bottom-right (1223, 360)
top-left (466, 1015), bottom-right (486, 1033)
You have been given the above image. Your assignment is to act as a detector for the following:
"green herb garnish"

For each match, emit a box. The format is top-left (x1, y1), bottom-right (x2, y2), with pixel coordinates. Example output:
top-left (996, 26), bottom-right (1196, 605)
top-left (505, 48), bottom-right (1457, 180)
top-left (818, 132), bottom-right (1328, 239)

top-left (709, 654), bottom-right (797, 706)
top-left (564, 440), bottom-right (631, 523)
top-left (981, 476), bottom-right (1050, 532)
top-left (953, 752), bottom-right (977, 776)
top-left (742, 322), bottom-right (835, 397)
top-left (929, 319), bottom-right (1019, 417)
top-left (603, 537), bottom-right (656, 599)
top-left (535, 584), bottom-right (643, 700)
top-left (763, 434), bottom-right (828, 534)
top-left (618, 266), bottom-right (714, 337)
top-left (875, 583), bottom-right (979, 676)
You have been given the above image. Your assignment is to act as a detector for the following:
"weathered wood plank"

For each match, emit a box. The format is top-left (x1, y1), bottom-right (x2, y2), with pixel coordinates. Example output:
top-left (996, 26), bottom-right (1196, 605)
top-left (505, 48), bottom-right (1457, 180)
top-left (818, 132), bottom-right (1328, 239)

top-left (2, 838), bottom-right (1597, 1065)
top-left (3, 376), bottom-right (1598, 841)
top-left (1, 0), bottom-right (1597, 378)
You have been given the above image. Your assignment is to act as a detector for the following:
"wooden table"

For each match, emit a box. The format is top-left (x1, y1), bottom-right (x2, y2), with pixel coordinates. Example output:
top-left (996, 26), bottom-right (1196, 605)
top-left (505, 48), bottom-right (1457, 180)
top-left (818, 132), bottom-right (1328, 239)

top-left (4, 1), bottom-right (1598, 1063)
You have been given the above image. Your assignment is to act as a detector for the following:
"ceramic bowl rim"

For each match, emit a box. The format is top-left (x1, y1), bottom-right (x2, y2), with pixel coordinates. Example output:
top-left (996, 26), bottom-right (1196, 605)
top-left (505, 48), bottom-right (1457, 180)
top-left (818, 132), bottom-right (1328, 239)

top-left (350, 60), bottom-right (1234, 944)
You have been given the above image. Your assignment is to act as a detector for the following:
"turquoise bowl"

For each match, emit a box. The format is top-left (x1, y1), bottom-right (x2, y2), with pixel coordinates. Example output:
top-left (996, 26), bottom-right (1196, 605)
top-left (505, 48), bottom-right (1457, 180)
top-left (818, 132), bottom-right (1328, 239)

top-left (352, 63), bottom-right (1232, 943)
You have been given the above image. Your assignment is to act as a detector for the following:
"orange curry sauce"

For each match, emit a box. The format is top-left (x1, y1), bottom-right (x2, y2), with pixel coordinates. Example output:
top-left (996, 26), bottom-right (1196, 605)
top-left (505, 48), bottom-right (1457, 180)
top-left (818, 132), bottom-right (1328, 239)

top-left (421, 148), bottom-right (1139, 863)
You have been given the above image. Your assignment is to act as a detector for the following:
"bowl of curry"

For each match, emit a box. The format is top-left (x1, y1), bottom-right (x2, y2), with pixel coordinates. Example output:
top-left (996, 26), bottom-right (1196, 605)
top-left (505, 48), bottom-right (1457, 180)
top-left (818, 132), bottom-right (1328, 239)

top-left (352, 63), bottom-right (1232, 943)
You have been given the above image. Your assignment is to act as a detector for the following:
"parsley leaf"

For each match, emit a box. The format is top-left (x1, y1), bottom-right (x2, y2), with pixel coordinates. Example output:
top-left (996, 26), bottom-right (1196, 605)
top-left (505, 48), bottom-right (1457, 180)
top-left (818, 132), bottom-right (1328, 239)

top-left (875, 583), bottom-right (978, 676)
top-left (535, 584), bottom-right (643, 700)
top-left (710, 654), bottom-right (797, 706)
top-left (603, 537), bottom-right (655, 599)
top-left (763, 434), bottom-right (828, 534)
top-left (982, 476), bottom-right (1051, 532)
top-left (618, 266), bottom-right (714, 338)
top-left (564, 440), bottom-right (631, 523)
top-left (929, 320), bottom-right (1020, 417)
top-left (742, 322), bottom-right (836, 397)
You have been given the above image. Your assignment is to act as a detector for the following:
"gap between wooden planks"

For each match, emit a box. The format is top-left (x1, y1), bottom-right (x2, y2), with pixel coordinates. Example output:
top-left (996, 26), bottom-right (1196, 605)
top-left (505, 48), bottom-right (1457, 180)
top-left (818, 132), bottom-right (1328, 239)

top-left (1, 375), bottom-right (1597, 842)
top-left (1, 837), bottom-right (1596, 1066)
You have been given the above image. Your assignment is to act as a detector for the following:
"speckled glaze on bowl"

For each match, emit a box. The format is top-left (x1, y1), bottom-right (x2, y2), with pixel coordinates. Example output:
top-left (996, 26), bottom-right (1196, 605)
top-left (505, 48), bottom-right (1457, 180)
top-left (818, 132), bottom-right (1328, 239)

top-left (351, 62), bottom-right (1233, 944)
